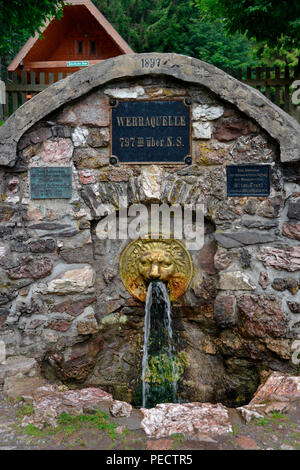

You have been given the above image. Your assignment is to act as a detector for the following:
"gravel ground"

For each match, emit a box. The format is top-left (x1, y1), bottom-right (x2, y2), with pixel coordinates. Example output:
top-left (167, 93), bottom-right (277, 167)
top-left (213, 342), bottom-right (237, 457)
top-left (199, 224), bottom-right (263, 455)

top-left (0, 385), bottom-right (299, 451)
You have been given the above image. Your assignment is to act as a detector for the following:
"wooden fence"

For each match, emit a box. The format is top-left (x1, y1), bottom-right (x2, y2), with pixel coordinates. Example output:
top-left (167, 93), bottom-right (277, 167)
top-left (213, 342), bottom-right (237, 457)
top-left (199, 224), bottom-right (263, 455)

top-left (224, 64), bottom-right (300, 121)
top-left (0, 70), bottom-right (72, 122)
top-left (1, 65), bottom-right (300, 122)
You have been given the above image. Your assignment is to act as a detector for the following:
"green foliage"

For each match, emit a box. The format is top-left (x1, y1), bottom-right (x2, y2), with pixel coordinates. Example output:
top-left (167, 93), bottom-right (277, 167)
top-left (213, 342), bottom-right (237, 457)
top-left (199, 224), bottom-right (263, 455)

top-left (146, 352), bottom-right (186, 385)
top-left (24, 423), bottom-right (43, 437)
top-left (0, 0), bottom-right (66, 62)
top-left (17, 402), bottom-right (35, 420)
top-left (255, 416), bottom-right (270, 427)
top-left (269, 411), bottom-right (287, 422)
top-left (58, 411), bottom-right (118, 440)
top-left (94, 0), bottom-right (262, 70)
top-left (23, 410), bottom-right (120, 442)
top-left (193, 0), bottom-right (300, 51)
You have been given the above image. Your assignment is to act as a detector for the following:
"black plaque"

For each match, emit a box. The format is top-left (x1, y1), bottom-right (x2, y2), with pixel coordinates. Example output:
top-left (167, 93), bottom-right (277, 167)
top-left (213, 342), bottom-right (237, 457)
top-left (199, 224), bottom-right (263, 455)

top-left (111, 100), bottom-right (190, 163)
top-left (30, 167), bottom-right (72, 199)
top-left (226, 165), bottom-right (270, 197)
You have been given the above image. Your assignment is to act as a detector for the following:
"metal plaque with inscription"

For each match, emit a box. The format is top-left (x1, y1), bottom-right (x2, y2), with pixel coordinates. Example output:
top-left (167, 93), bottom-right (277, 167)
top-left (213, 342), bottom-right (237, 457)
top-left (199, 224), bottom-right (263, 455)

top-left (111, 100), bottom-right (191, 163)
top-left (226, 165), bottom-right (270, 197)
top-left (30, 167), bottom-right (72, 199)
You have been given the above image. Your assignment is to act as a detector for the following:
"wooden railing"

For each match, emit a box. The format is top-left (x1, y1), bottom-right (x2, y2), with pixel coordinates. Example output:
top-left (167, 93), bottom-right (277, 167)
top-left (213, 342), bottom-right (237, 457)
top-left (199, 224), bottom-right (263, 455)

top-left (1, 65), bottom-right (300, 122)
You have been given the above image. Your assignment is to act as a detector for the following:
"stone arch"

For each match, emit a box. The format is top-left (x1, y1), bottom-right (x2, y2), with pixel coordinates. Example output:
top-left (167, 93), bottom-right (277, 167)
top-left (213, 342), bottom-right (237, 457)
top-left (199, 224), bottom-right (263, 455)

top-left (0, 52), bottom-right (299, 167)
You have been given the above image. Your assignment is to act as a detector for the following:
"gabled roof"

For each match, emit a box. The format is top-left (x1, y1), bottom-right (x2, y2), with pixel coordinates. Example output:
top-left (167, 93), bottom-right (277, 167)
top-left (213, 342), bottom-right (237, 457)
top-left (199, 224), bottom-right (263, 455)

top-left (8, 0), bottom-right (134, 71)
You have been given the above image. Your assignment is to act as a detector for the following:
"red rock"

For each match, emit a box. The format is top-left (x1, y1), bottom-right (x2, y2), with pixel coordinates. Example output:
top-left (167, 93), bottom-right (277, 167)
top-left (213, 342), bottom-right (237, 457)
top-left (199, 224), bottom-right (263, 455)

top-left (47, 320), bottom-right (72, 332)
top-left (7, 256), bottom-right (53, 280)
top-left (98, 167), bottom-right (134, 182)
top-left (259, 272), bottom-right (270, 289)
top-left (57, 92), bottom-right (109, 127)
top-left (43, 138), bottom-right (73, 164)
top-left (146, 439), bottom-right (173, 450)
top-left (141, 403), bottom-right (232, 438)
top-left (79, 171), bottom-right (96, 185)
top-left (29, 127), bottom-right (52, 144)
top-left (258, 246), bottom-right (300, 272)
top-left (214, 294), bottom-right (237, 328)
top-left (250, 372), bottom-right (300, 405)
top-left (282, 223), bottom-right (300, 241)
top-left (198, 240), bottom-right (217, 274)
top-left (7, 177), bottom-right (19, 194)
top-left (236, 435), bottom-right (259, 450)
top-left (49, 297), bottom-right (96, 317)
top-left (193, 275), bottom-right (217, 300)
top-left (214, 249), bottom-right (232, 271)
top-left (238, 295), bottom-right (289, 338)
top-left (214, 117), bottom-right (252, 142)
top-left (45, 336), bottom-right (103, 382)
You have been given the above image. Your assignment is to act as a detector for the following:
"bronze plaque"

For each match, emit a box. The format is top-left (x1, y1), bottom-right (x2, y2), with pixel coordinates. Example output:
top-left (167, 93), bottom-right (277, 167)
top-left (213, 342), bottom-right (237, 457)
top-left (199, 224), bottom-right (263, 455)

top-left (30, 167), bottom-right (72, 199)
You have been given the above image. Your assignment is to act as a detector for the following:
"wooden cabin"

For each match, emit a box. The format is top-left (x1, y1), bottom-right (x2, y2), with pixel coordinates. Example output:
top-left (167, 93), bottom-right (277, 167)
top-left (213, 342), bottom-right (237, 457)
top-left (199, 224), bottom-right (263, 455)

top-left (8, 0), bottom-right (134, 83)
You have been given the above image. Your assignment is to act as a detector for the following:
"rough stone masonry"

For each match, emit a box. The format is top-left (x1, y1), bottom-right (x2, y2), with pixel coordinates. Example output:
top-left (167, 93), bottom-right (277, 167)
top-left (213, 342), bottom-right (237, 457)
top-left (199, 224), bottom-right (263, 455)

top-left (0, 53), bottom-right (299, 407)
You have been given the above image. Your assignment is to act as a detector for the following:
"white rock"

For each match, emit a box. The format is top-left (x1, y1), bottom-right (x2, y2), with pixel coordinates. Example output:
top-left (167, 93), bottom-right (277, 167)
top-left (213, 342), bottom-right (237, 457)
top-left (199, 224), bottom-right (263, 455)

top-left (104, 86), bottom-right (145, 99)
top-left (76, 307), bottom-right (99, 335)
top-left (218, 271), bottom-right (255, 290)
top-left (192, 104), bottom-right (224, 121)
top-left (192, 121), bottom-right (212, 139)
top-left (110, 400), bottom-right (132, 418)
top-left (72, 127), bottom-right (89, 147)
top-left (237, 405), bottom-right (265, 423)
top-left (0, 246), bottom-right (6, 258)
top-left (47, 265), bottom-right (95, 294)
top-left (141, 402), bottom-right (232, 438)
top-left (140, 165), bottom-right (163, 199)
top-left (0, 356), bottom-right (38, 384)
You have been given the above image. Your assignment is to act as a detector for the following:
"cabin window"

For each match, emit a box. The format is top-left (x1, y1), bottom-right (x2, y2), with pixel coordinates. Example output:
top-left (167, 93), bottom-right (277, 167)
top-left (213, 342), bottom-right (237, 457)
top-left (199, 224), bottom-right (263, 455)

top-left (77, 40), bottom-right (83, 54)
top-left (90, 40), bottom-right (96, 55)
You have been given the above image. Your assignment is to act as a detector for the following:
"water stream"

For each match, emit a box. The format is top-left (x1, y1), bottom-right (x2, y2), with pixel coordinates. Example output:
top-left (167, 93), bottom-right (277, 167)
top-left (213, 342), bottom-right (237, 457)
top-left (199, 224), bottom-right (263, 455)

top-left (141, 280), bottom-right (177, 408)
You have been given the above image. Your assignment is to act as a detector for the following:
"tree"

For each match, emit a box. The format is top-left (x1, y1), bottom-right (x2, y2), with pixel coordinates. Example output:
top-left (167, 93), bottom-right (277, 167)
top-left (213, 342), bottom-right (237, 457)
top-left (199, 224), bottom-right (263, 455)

top-left (193, 0), bottom-right (300, 50)
top-left (94, 0), bottom-right (261, 70)
top-left (0, 0), bottom-right (66, 63)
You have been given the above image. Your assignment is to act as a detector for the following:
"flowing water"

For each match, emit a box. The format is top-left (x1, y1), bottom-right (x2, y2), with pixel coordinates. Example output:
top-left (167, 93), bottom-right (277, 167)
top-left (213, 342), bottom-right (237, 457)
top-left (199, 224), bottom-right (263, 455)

top-left (141, 281), bottom-right (177, 408)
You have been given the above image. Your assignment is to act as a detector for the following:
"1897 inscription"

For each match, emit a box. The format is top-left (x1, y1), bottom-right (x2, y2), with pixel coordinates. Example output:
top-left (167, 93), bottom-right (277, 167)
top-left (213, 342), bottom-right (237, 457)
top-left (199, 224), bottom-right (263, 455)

top-left (111, 100), bottom-right (190, 163)
top-left (30, 167), bottom-right (72, 199)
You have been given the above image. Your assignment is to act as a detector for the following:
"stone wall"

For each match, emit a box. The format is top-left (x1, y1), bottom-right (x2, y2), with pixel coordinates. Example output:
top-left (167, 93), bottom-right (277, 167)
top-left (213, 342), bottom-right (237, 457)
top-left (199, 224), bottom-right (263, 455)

top-left (0, 54), bottom-right (299, 406)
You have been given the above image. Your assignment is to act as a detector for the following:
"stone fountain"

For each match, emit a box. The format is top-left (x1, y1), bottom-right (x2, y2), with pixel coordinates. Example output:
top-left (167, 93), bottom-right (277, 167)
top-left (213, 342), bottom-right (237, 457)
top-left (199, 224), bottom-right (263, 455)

top-left (0, 53), bottom-right (299, 413)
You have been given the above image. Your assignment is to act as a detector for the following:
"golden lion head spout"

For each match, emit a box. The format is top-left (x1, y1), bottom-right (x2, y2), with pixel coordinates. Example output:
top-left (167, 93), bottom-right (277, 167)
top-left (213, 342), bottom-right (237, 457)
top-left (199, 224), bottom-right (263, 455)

top-left (138, 247), bottom-right (175, 282)
top-left (120, 238), bottom-right (193, 302)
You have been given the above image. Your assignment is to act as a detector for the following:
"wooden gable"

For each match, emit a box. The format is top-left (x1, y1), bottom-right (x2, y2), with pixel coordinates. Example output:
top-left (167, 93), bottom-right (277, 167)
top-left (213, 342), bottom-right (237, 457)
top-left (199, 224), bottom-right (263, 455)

top-left (8, 0), bottom-right (133, 75)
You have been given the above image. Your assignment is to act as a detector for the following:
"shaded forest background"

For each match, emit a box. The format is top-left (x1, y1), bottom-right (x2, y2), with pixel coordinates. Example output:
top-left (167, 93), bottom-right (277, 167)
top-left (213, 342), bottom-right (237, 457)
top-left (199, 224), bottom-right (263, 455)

top-left (93, 0), bottom-right (299, 70)
top-left (0, 0), bottom-right (299, 71)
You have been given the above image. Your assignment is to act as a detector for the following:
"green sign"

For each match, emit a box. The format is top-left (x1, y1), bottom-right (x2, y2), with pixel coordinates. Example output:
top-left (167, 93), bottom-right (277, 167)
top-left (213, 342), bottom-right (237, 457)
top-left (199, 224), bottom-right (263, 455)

top-left (66, 61), bottom-right (89, 67)
top-left (30, 167), bottom-right (72, 199)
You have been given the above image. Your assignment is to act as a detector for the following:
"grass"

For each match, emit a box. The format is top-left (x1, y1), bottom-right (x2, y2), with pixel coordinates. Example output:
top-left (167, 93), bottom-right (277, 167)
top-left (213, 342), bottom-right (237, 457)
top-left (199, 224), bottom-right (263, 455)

top-left (171, 433), bottom-right (186, 449)
top-left (16, 403), bottom-right (34, 420)
top-left (21, 410), bottom-right (121, 445)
